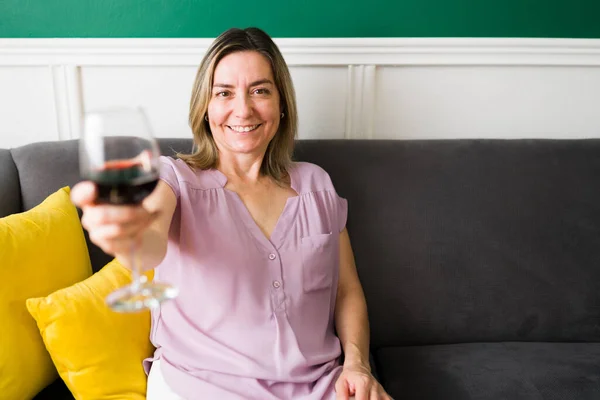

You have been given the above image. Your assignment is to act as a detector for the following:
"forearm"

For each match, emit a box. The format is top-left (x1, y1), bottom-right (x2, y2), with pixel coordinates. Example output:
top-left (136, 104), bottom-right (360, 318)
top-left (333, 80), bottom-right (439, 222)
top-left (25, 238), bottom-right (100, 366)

top-left (335, 286), bottom-right (371, 370)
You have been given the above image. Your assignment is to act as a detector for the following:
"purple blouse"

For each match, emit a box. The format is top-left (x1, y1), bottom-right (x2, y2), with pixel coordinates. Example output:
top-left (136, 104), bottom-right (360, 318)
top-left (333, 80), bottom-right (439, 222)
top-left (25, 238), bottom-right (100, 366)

top-left (144, 156), bottom-right (348, 399)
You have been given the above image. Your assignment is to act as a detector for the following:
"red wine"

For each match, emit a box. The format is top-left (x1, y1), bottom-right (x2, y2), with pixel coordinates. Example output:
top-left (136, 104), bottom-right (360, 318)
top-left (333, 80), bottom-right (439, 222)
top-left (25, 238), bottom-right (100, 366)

top-left (87, 160), bottom-right (158, 205)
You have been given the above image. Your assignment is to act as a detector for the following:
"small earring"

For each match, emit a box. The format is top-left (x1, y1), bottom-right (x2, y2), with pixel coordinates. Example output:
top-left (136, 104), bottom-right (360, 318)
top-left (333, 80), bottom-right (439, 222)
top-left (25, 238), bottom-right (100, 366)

top-left (280, 112), bottom-right (285, 119)
top-left (204, 115), bottom-right (209, 122)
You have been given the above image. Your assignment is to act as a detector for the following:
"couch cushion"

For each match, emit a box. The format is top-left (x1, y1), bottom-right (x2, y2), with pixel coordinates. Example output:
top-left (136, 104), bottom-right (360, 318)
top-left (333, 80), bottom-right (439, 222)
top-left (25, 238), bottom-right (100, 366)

top-left (26, 259), bottom-right (154, 400)
top-left (376, 342), bottom-right (600, 400)
top-left (0, 187), bottom-right (92, 399)
top-left (0, 149), bottom-right (21, 217)
top-left (294, 139), bottom-right (600, 346)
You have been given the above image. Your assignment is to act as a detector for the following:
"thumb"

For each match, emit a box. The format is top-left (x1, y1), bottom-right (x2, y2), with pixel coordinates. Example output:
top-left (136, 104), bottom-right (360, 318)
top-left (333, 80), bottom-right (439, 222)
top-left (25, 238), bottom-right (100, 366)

top-left (70, 181), bottom-right (97, 208)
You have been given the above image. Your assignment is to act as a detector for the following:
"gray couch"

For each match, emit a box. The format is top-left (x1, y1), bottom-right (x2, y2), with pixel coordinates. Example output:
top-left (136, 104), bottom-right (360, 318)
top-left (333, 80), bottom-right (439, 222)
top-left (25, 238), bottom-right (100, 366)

top-left (2, 138), bottom-right (600, 399)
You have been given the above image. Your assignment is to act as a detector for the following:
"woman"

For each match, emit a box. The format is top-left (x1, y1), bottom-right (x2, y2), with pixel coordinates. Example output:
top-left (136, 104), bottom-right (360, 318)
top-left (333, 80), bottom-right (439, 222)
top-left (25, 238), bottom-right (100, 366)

top-left (71, 27), bottom-right (391, 400)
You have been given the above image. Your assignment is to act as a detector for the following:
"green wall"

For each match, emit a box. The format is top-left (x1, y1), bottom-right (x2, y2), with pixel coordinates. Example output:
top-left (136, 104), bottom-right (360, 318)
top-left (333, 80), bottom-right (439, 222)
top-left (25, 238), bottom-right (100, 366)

top-left (1, 0), bottom-right (599, 38)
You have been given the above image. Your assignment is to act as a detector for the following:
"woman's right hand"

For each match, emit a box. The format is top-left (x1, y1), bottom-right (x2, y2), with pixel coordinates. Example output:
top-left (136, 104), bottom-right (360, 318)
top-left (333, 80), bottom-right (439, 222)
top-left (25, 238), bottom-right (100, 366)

top-left (70, 181), bottom-right (159, 256)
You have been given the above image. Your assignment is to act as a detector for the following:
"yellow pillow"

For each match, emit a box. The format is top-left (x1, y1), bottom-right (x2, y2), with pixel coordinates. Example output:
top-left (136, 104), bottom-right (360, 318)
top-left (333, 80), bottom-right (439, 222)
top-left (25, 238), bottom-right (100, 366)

top-left (26, 259), bottom-right (155, 400)
top-left (0, 186), bottom-right (92, 400)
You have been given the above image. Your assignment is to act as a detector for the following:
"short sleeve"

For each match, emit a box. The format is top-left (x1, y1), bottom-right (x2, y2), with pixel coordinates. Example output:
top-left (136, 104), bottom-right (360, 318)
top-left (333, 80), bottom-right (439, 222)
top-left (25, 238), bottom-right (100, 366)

top-left (292, 161), bottom-right (348, 233)
top-left (159, 156), bottom-right (180, 198)
top-left (337, 195), bottom-right (348, 233)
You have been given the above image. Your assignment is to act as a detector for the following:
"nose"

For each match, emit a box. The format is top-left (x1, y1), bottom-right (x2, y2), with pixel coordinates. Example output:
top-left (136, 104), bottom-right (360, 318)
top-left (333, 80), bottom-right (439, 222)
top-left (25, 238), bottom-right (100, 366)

top-left (233, 94), bottom-right (252, 119)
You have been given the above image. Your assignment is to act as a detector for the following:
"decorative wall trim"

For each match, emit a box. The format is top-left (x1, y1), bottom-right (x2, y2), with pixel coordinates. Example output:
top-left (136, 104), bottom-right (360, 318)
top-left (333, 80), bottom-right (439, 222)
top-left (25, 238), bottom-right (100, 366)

top-left (1, 38), bottom-right (600, 66)
top-left (345, 65), bottom-right (377, 139)
top-left (50, 65), bottom-right (82, 140)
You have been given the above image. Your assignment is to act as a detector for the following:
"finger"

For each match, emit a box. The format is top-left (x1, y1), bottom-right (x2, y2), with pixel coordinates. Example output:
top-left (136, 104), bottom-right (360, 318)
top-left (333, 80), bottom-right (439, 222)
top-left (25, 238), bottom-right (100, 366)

top-left (96, 242), bottom-right (125, 257)
top-left (90, 235), bottom-right (134, 256)
top-left (105, 220), bottom-right (152, 240)
top-left (123, 218), bottom-right (157, 238)
top-left (354, 379), bottom-right (371, 400)
top-left (89, 225), bottom-right (135, 251)
top-left (369, 384), bottom-right (380, 400)
top-left (70, 181), bottom-right (97, 207)
top-left (80, 208), bottom-right (120, 232)
top-left (84, 205), bottom-right (155, 228)
top-left (335, 377), bottom-right (350, 400)
top-left (89, 220), bottom-right (154, 244)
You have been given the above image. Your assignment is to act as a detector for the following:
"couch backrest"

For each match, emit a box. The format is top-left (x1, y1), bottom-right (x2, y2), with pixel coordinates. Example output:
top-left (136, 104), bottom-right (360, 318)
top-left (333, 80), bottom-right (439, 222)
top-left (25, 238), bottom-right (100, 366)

top-left (0, 149), bottom-right (21, 218)
top-left (294, 139), bottom-right (600, 348)
top-left (5, 139), bottom-right (600, 348)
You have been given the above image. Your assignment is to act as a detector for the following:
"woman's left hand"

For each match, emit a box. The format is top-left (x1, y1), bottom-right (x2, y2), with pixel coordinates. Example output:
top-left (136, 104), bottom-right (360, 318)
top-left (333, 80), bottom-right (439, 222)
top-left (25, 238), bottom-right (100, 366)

top-left (335, 363), bottom-right (392, 400)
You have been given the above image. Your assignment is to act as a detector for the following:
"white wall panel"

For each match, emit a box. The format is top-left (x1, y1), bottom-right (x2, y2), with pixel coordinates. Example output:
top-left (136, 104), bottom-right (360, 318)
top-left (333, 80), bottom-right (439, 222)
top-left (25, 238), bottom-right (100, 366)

top-left (290, 66), bottom-right (347, 139)
top-left (2, 38), bottom-right (600, 148)
top-left (80, 66), bottom-right (348, 141)
top-left (0, 67), bottom-right (58, 148)
top-left (374, 66), bottom-right (600, 139)
top-left (80, 66), bottom-right (197, 139)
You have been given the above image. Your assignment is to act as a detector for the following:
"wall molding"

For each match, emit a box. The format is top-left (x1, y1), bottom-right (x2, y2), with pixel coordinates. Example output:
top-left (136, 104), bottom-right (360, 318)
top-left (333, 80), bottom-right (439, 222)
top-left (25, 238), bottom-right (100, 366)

top-left (345, 65), bottom-right (377, 139)
top-left (50, 65), bottom-right (82, 140)
top-left (1, 38), bottom-right (600, 66)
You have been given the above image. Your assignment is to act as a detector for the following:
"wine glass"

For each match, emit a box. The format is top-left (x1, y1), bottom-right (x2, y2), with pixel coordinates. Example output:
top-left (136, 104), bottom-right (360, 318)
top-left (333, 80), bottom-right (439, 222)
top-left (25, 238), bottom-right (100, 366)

top-left (79, 107), bottom-right (178, 312)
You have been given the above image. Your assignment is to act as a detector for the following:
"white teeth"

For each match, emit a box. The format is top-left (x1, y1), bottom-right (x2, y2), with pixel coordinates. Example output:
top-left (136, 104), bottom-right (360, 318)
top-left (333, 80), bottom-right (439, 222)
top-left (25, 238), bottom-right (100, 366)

top-left (229, 124), bottom-right (259, 133)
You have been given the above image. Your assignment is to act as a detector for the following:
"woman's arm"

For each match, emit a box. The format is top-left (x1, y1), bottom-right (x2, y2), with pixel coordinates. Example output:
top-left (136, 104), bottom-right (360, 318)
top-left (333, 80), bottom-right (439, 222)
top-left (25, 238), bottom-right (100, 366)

top-left (334, 228), bottom-right (391, 399)
top-left (134, 180), bottom-right (178, 270)
top-left (335, 227), bottom-right (371, 370)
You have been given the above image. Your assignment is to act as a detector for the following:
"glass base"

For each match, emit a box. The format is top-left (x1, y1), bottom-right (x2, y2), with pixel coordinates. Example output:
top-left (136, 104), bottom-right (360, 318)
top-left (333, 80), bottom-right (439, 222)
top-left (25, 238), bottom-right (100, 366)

top-left (106, 280), bottom-right (179, 312)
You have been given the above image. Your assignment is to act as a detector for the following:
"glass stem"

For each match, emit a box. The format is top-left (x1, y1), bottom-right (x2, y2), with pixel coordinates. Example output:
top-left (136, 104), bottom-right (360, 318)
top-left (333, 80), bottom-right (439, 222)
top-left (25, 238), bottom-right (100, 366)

top-left (130, 238), bottom-right (146, 290)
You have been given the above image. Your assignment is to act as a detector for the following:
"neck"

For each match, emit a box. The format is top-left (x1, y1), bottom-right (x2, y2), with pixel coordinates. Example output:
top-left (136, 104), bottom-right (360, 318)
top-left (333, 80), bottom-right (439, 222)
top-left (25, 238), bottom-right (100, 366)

top-left (217, 151), bottom-right (266, 185)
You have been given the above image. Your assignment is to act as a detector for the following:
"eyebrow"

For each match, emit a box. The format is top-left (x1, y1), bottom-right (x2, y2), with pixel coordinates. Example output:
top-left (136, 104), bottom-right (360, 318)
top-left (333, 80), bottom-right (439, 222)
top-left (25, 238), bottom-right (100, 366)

top-left (212, 79), bottom-right (274, 89)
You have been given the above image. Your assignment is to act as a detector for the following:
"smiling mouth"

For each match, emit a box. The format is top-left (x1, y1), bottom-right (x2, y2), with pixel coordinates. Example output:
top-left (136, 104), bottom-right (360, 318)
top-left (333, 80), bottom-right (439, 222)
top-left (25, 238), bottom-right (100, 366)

top-left (227, 124), bottom-right (261, 133)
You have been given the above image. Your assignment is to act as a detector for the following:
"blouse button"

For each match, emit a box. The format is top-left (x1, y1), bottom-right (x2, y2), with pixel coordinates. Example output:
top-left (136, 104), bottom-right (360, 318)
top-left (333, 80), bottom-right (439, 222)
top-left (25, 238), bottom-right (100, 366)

top-left (268, 253), bottom-right (276, 260)
top-left (273, 280), bottom-right (281, 288)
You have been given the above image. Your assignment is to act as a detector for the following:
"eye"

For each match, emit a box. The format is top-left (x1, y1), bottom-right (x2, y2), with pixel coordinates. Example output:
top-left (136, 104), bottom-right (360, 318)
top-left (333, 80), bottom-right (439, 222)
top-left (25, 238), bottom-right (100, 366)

top-left (253, 88), bottom-right (270, 95)
top-left (215, 91), bottom-right (231, 98)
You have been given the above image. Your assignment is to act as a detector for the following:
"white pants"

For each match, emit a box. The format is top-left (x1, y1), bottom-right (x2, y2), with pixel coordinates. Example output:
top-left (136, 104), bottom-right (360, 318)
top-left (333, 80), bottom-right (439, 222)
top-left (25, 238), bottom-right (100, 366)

top-left (147, 359), bottom-right (184, 400)
top-left (147, 359), bottom-right (357, 400)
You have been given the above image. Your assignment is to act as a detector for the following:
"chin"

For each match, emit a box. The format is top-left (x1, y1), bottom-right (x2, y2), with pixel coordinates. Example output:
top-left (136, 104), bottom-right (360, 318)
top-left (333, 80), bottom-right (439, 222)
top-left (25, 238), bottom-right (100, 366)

top-left (230, 137), bottom-right (272, 153)
top-left (230, 142), bottom-right (265, 154)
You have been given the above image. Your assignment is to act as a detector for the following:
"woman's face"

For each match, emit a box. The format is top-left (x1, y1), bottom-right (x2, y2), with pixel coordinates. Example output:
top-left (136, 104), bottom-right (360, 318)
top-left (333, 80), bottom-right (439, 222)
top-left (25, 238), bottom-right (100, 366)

top-left (207, 50), bottom-right (281, 158)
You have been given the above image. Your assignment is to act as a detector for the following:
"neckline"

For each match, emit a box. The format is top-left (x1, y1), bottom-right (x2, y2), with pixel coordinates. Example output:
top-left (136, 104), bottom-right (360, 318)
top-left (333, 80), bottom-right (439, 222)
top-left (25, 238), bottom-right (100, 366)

top-left (216, 164), bottom-right (300, 249)
top-left (211, 162), bottom-right (299, 194)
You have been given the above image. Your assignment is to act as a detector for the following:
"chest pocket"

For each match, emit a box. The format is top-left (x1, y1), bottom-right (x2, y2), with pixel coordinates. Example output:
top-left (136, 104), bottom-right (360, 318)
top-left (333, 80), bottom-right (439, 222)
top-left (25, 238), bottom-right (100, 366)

top-left (301, 233), bottom-right (336, 293)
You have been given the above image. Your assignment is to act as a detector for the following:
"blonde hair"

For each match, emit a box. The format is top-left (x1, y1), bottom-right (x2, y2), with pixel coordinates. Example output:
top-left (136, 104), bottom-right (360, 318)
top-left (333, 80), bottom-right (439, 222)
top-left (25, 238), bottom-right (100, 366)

top-left (178, 27), bottom-right (298, 183)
